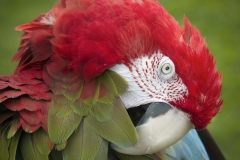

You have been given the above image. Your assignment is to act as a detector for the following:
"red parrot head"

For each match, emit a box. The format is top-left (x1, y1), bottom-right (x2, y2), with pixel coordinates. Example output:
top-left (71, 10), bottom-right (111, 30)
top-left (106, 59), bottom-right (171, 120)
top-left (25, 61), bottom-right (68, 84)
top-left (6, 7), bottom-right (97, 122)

top-left (43, 0), bottom-right (222, 129)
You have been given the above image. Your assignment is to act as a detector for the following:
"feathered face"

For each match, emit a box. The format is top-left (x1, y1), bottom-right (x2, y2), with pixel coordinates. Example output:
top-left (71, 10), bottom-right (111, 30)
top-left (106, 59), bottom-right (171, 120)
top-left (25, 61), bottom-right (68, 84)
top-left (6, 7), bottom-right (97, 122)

top-left (41, 0), bottom-right (222, 155)
top-left (110, 53), bottom-right (188, 108)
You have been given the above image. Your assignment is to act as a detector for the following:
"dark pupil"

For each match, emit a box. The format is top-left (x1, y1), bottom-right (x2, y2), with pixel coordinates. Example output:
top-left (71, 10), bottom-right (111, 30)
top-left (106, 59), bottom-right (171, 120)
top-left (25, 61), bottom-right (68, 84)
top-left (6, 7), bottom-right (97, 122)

top-left (165, 66), bottom-right (170, 70)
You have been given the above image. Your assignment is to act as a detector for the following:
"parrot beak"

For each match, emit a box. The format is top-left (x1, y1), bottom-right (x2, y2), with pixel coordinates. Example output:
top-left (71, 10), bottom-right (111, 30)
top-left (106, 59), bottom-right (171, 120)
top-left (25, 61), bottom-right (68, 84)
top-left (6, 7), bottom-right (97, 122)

top-left (111, 102), bottom-right (193, 155)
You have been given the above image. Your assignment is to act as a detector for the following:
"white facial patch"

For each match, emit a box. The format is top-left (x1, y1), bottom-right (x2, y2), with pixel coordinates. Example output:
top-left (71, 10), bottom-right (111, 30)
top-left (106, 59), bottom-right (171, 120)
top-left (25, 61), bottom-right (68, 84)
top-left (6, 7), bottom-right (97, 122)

top-left (109, 51), bottom-right (188, 108)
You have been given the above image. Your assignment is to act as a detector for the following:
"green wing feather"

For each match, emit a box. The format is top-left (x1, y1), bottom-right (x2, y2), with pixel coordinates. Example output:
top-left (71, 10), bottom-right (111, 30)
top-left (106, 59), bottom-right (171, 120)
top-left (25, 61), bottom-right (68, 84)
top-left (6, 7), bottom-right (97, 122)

top-left (61, 81), bottom-right (83, 101)
top-left (0, 122), bottom-right (22, 160)
top-left (107, 70), bottom-right (129, 95)
top-left (50, 95), bottom-right (73, 118)
top-left (85, 98), bottom-right (138, 148)
top-left (55, 142), bottom-right (67, 151)
top-left (0, 124), bottom-right (11, 160)
top-left (7, 118), bottom-right (20, 139)
top-left (71, 99), bottom-right (91, 116)
top-left (0, 68), bottom-right (133, 160)
top-left (94, 139), bottom-right (108, 160)
top-left (48, 110), bottom-right (82, 145)
top-left (90, 102), bottom-right (114, 122)
top-left (20, 133), bottom-right (49, 160)
top-left (63, 119), bottom-right (103, 160)
top-left (9, 129), bottom-right (22, 160)
top-left (33, 128), bottom-right (52, 155)
top-left (97, 71), bottom-right (118, 99)
top-left (46, 70), bottom-right (135, 159)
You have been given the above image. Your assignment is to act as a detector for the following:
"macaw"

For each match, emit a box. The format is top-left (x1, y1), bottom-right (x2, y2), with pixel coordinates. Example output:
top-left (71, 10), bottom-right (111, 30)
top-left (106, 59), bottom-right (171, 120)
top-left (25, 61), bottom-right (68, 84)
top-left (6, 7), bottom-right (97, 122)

top-left (0, 0), bottom-right (223, 160)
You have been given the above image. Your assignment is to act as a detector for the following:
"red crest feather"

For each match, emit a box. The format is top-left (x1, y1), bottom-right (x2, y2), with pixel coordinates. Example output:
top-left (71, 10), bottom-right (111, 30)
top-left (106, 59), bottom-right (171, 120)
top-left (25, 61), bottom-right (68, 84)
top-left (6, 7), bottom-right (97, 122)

top-left (157, 17), bottom-right (223, 129)
top-left (142, 11), bottom-right (223, 129)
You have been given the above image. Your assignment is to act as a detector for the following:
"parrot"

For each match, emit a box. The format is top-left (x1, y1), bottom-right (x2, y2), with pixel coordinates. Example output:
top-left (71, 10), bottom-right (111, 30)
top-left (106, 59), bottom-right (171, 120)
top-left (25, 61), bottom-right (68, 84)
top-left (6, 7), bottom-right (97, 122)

top-left (0, 0), bottom-right (223, 160)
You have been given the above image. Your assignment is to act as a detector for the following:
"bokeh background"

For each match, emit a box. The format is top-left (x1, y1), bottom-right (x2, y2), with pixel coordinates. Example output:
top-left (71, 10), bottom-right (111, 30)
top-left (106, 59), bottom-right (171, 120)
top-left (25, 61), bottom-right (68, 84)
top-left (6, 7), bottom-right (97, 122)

top-left (0, 0), bottom-right (239, 159)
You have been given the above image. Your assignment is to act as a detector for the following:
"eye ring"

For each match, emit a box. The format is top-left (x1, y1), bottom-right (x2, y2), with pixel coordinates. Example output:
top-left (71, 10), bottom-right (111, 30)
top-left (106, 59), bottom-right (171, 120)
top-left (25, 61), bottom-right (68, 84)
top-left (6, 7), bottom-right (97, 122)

top-left (161, 63), bottom-right (172, 75)
top-left (158, 57), bottom-right (175, 80)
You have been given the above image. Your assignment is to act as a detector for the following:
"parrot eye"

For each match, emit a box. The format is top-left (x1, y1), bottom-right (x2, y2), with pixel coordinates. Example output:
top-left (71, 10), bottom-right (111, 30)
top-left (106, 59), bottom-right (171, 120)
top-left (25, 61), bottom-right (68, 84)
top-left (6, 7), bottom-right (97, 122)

top-left (159, 57), bottom-right (175, 80)
top-left (161, 63), bottom-right (172, 75)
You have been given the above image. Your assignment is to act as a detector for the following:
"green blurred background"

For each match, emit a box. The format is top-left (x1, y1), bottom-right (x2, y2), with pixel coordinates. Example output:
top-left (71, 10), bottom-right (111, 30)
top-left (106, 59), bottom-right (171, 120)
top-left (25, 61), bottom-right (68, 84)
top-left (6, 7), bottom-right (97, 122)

top-left (0, 0), bottom-right (239, 159)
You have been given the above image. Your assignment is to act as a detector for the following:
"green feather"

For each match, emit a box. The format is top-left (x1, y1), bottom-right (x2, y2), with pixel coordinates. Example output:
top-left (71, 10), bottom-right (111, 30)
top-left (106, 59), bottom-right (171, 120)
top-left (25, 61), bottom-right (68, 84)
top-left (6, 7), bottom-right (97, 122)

top-left (61, 81), bottom-right (83, 101)
top-left (94, 139), bottom-right (108, 160)
top-left (90, 102), bottom-right (114, 122)
top-left (61, 79), bottom-right (80, 89)
top-left (46, 69), bottom-right (129, 160)
top-left (33, 128), bottom-right (52, 155)
top-left (80, 81), bottom-right (100, 106)
top-left (95, 71), bottom-right (119, 105)
top-left (51, 74), bottom-right (82, 98)
top-left (107, 70), bottom-right (128, 95)
top-left (63, 119), bottom-right (103, 160)
top-left (9, 129), bottom-right (22, 160)
top-left (0, 124), bottom-right (11, 160)
top-left (55, 142), bottom-right (67, 151)
top-left (98, 71), bottom-right (118, 97)
top-left (84, 70), bottom-right (128, 121)
top-left (50, 95), bottom-right (73, 118)
top-left (51, 83), bottom-right (65, 95)
top-left (81, 71), bottom-right (120, 106)
top-left (71, 100), bottom-right (91, 116)
top-left (20, 133), bottom-right (49, 160)
top-left (48, 110), bottom-right (82, 144)
top-left (85, 98), bottom-right (138, 148)
top-left (7, 118), bottom-right (19, 139)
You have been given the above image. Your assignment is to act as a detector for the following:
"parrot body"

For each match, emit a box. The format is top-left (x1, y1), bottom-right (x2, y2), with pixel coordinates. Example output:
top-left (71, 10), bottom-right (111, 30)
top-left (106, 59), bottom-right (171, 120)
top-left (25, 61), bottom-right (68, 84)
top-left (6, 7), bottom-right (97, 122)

top-left (0, 0), bottom-right (223, 160)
